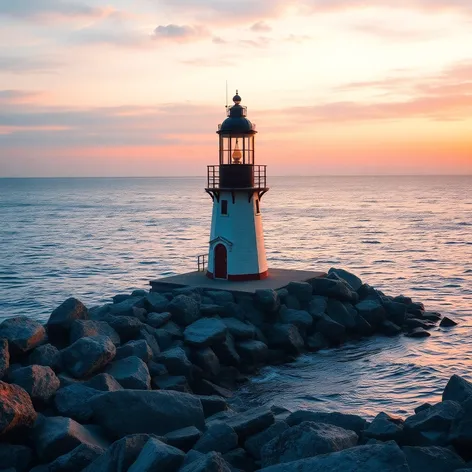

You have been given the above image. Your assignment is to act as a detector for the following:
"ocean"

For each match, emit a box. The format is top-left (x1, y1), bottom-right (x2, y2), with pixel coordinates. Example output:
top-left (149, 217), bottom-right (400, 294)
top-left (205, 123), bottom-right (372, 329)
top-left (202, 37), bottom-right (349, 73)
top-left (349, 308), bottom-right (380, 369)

top-left (1, 176), bottom-right (471, 418)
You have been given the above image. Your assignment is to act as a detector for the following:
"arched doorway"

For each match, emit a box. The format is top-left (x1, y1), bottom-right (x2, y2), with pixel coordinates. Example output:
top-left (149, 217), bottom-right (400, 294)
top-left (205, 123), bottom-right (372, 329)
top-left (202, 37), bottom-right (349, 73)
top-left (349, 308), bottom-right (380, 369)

top-left (214, 244), bottom-right (227, 279)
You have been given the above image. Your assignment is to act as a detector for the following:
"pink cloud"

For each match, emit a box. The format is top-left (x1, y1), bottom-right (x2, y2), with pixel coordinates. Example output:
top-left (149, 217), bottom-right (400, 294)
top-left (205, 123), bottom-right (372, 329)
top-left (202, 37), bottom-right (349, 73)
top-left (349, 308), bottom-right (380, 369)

top-left (153, 24), bottom-right (210, 43)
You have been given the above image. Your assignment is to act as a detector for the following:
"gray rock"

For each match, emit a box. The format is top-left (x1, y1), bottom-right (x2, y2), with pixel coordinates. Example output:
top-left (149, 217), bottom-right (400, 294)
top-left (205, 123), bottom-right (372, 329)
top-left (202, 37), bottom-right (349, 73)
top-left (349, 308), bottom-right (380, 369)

top-left (227, 406), bottom-right (274, 440)
top-left (83, 373), bottom-right (123, 392)
top-left (254, 289), bottom-right (280, 314)
top-left (182, 449), bottom-right (205, 467)
top-left (10, 365), bottom-right (60, 404)
top-left (353, 313), bottom-right (373, 336)
top-left (285, 294), bottom-right (301, 310)
top-left (152, 375), bottom-right (191, 393)
top-left (213, 333), bottom-right (240, 367)
top-left (168, 295), bottom-right (200, 326)
top-left (440, 317), bottom-right (457, 327)
top-left (154, 329), bottom-right (173, 350)
top-left (70, 320), bottom-right (120, 346)
top-left (194, 422), bottom-right (238, 453)
top-left (128, 437), bottom-right (185, 472)
top-left (286, 410), bottom-right (367, 435)
top-left (55, 384), bottom-right (103, 422)
top-left (106, 356), bottom-right (151, 390)
top-left (165, 426), bottom-right (202, 452)
top-left (146, 312), bottom-right (172, 328)
top-left (286, 282), bottom-right (313, 303)
top-left (109, 297), bottom-right (144, 317)
top-left (197, 395), bottom-right (228, 418)
top-left (0, 339), bottom-right (10, 379)
top-left (194, 379), bottom-right (232, 398)
top-left (403, 445), bottom-right (465, 472)
top-left (82, 434), bottom-right (156, 472)
top-left (157, 347), bottom-right (193, 377)
top-left (309, 278), bottom-right (358, 303)
top-left (221, 318), bottom-right (256, 340)
top-left (179, 451), bottom-right (232, 472)
top-left (200, 304), bottom-right (223, 316)
top-left (184, 318), bottom-right (227, 347)
top-left (443, 375), bottom-right (472, 404)
top-left (47, 298), bottom-right (89, 343)
top-left (315, 316), bottom-right (346, 344)
top-left (245, 420), bottom-right (290, 459)
top-left (404, 400), bottom-right (463, 445)
top-left (90, 389), bottom-right (205, 437)
top-left (33, 415), bottom-right (109, 462)
top-left (105, 316), bottom-right (144, 342)
top-left (0, 444), bottom-right (32, 472)
top-left (449, 410), bottom-right (472, 459)
top-left (193, 347), bottom-right (221, 377)
top-left (405, 328), bottom-right (431, 338)
top-left (28, 343), bottom-right (62, 371)
top-left (404, 318), bottom-right (434, 330)
top-left (415, 403), bottom-right (433, 414)
top-left (326, 300), bottom-right (356, 330)
top-left (62, 335), bottom-right (116, 379)
top-left (384, 301), bottom-right (407, 326)
top-left (206, 291), bottom-right (234, 305)
top-left (161, 321), bottom-right (184, 339)
top-left (306, 332), bottom-right (329, 352)
top-left (355, 300), bottom-right (387, 328)
top-left (279, 308), bottom-right (313, 331)
top-left (48, 443), bottom-right (106, 472)
top-left (258, 441), bottom-right (409, 472)
top-left (148, 361), bottom-right (168, 377)
top-left (135, 327), bottom-right (161, 358)
top-left (328, 268), bottom-right (363, 291)
top-left (380, 320), bottom-right (402, 336)
top-left (0, 316), bottom-right (46, 355)
top-left (236, 340), bottom-right (268, 365)
top-left (144, 293), bottom-right (169, 313)
top-left (223, 447), bottom-right (255, 471)
top-left (308, 296), bottom-right (327, 319)
top-left (364, 412), bottom-right (404, 442)
top-left (266, 323), bottom-right (304, 354)
top-left (115, 340), bottom-right (153, 363)
top-left (261, 421), bottom-right (358, 467)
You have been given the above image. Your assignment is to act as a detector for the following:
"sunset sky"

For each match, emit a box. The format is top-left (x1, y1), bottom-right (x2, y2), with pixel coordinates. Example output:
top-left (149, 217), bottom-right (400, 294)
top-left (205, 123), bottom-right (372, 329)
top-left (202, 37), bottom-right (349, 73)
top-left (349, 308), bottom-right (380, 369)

top-left (0, 0), bottom-right (471, 176)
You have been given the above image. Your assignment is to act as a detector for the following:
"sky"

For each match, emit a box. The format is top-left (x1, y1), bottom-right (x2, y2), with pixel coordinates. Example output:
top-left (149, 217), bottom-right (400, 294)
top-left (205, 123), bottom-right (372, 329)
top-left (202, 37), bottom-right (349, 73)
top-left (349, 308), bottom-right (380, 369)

top-left (0, 0), bottom-right (471, 176)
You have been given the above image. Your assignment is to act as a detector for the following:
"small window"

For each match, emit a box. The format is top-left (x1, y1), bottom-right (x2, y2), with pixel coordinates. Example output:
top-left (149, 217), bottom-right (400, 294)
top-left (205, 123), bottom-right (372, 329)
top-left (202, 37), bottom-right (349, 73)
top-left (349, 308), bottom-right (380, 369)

top-left (221, 200), bottom-right (228, 215)
top-left (255, 199), bottom-right (260, 214)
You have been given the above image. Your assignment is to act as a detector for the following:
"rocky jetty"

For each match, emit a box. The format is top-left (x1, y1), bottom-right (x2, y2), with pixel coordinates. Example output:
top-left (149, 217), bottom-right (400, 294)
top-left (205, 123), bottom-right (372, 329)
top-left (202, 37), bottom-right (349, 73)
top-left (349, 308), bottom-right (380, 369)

top-left (0, 268), bottom-right (463, 471)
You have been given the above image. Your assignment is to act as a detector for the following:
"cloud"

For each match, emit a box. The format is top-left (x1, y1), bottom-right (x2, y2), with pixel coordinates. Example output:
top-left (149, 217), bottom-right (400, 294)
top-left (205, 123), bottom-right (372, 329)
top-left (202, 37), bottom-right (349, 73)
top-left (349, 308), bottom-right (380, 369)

top-left (250, 21), bottom-right (272, 32)
top-left (153, 24), bottom-right (210, 43)
top-left (352, 21), bottom-right (444, 42)
top-left (0, 56), bottom-right (62, 74)
top-left (285, 34), bottom-right (311, 43)
top-left (0, 90), bottom-right (44, 104)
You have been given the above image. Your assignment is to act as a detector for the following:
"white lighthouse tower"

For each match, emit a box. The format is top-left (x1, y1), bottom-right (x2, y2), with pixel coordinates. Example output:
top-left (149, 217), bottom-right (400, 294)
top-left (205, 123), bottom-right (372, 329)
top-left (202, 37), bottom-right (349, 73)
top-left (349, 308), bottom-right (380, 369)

top-left (205, 92), bottom-right (269, 281)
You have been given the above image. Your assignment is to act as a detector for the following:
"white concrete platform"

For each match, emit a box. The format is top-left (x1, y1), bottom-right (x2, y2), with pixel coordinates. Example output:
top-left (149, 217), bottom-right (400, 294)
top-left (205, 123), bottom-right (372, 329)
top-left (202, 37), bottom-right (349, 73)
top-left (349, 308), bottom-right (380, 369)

top-left (150, 268), bottom-right (326, 295)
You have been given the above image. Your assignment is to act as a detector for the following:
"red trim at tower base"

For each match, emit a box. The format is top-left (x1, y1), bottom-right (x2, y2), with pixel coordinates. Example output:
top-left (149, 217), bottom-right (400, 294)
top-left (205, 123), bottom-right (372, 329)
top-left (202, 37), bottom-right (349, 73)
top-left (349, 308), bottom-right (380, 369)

top-left (207, 270), bottom-right (269, 281)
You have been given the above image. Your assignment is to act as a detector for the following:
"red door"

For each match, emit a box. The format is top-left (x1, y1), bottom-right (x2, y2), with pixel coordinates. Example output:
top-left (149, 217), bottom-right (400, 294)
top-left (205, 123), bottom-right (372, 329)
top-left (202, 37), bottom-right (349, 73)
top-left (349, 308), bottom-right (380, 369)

top-left (214, 244), bottom-right (227, 279)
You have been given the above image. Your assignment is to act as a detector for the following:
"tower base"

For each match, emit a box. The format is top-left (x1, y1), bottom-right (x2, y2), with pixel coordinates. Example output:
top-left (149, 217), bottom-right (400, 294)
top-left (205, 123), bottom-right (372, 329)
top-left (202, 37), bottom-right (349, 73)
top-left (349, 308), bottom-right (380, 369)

top-left (206, 270), bottom-right (269, 282)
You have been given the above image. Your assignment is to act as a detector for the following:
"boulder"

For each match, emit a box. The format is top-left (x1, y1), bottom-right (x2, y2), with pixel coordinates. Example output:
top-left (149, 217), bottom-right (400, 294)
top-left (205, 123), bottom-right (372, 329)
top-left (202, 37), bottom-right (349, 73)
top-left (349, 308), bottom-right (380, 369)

top-left (200, 304), bottom-right (223, 316)
top-left (0, 316), bottom-right (46, 355)
top-left (10, 365), bottom-right (60, 404)
top-left (223, 447), bottom-right (255, 471)
top-left (212, 333), bottom-right (240, 367)
top-left (0, 380), bottom-right (37, 434)
top-left (380, 320), bottom-right (402, 336)
top-left (105, 356), bottom-right (151, 390)
top-left (179, 452), bottom-right (232, 472)
top-left (309, 278), bottom-right (358, 303)
top-left (326, 300), bottom-right (356, 330)
top-left (182, 450), bottom-right (205, 467)
top-left (28, 343), bottom-right (62, 371)
top-left (254, 289), bottom-right (280, 315)
top-left (405, 328), bottom-right (431, 338)
top-left (148, 360), bottom-right (168, 377)
top-left (286, 410), bottom-right (367, 435)
top-left (135, 327), bottom-right (161, 358)
top-left (184, 318), bottom-right (227, 347)
top-left (0, 339), bottom-right (10, 379)
top-left (47, 298), bottom-right (88, 343)
top-left (62, 335), bottom-right (116, 379)
top-left (353, 313), bottom-right (373, 337)
top-left (415, 403), bottom-right (432, 414)
top-left (285, 294), bottom-right (301, 310)
top-left (261, 421), bottom-right (358, 467)
top-left (355, 300), bottom-right (387, 328)
top-left (227, 406), bottom-right (274, 440)
top-left (266, 323), bottom-right (304, 354)
top-left (33, 415), bottom-right (109, 462)
top-left (90, 390), bottom-right (205, 437)
top-left (115, 340), bottom-right (153, 363)
top-left (328, 268), bottom-right (363, 291)
top-left (198, 395), bottom-right (228, 418)
top-left (194, 422), bottom-right (238, 454)
top-left (156, 347), bottom-right (193, 377)
top-left (383, 301), bottom-right (407, 327)
top-left (257, 441), bottom-right (410, 472)
top-left (0, 443), bottom-right (32, 472)
top-left (364, 412), bottom-right (404, 442)
top-left (146, 312), bottom-right (172, 328)
top-left (308, 296), bottom-right (327, 318)
top-left (70, 320), bottom-right (120, 346)
top-left (83, 373), bottom-right (123, 392)
top-left (192, 347), bottom-right (221, 377)
top-left (54, 384), bottom-right (103, 422)
top-left (236, 340), bottom-right (268, 365)
top-left (165, 426), bottom-right (202, 452)
top-left (161, 321), bottom-right (184, 339)
top-left (443, 375), bottom-right (472, 404)
top-left (128, 437), bottom-right (185, 472)
top-left (206, 291), bottom-right (234, 305)
top-left (449, 405), bottom-right (472, 459)
top-left (105, 316), bottom-right (144, 342)
top-left (404, 318), bottom-right (434, 330)
top-left (109, 297), bottom-right (144, 317)
top-left (315, 316), bottom-right (346, 345)
top-left (404, 400), bottom-right (463, 446)
top-left (152, 375), bottom-right (191, 393)
top-left (440, 317), bottom-right (457, 327)
top-left (245, 420), bottom-right (290, 459)
top-left (286, 282), bottom-right (313, 303)
top-left (221, 318), bottom-right (256, 340)
top-left (403, 445), bottom-right (465, 472)
top-left (144, 293), bottom-right (169, 313)
top-left (279, 308), bottom-right (313, 331)
top-left (306, 332), bottom-right (329, 352)
top-left (168, 295), bottom-right (200, 326)
top-left (83, 434), bottom-right (156, 472)
top-left (193, 379), bottom-right (232, 398)
top-left (154, 329), bottom-right (173, 351)
top-left (48, 443), bottom-right (106, 472)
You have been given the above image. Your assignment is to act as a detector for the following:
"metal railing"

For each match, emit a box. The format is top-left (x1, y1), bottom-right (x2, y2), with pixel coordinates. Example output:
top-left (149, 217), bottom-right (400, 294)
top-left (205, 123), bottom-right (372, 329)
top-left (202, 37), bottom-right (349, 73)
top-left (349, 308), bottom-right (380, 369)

top-left (207, 166), bottom-right (220, 188)
top-left (254, 165), bottom-right (267, 189)
top-left (197, 254), bottom-right (207, 272)
top-left (207, 165), bottom-right (267, 189)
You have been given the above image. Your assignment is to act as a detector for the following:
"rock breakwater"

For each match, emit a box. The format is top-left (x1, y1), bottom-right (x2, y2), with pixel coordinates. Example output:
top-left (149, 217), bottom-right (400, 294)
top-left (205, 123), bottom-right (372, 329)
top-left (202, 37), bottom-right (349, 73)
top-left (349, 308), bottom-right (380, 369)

top-left (0, 268), bottom-right (463, 471)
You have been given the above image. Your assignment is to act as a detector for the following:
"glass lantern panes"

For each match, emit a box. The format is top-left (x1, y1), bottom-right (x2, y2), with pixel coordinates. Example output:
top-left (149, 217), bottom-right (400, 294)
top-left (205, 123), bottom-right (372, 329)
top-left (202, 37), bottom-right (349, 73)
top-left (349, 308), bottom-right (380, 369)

top-left (219, 135), bottom-right (254, 165)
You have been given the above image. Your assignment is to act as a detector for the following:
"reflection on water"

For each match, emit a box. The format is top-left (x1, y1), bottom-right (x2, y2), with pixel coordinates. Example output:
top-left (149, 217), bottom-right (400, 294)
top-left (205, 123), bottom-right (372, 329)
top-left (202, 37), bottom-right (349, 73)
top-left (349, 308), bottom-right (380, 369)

top-left (1, 176), bottom-right (471, 417)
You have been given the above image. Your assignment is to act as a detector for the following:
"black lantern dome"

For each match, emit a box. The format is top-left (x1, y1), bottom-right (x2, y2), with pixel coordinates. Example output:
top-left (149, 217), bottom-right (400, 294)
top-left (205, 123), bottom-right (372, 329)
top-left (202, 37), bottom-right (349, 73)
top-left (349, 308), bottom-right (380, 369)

top-left (217, 91), bottom-right (257, 135)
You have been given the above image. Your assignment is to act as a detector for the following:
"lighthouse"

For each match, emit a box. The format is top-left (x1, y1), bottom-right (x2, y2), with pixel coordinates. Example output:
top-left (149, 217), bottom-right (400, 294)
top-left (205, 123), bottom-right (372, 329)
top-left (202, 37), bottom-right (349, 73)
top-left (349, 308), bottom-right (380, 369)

top-left (205, 92), bottom-right (269, 281)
